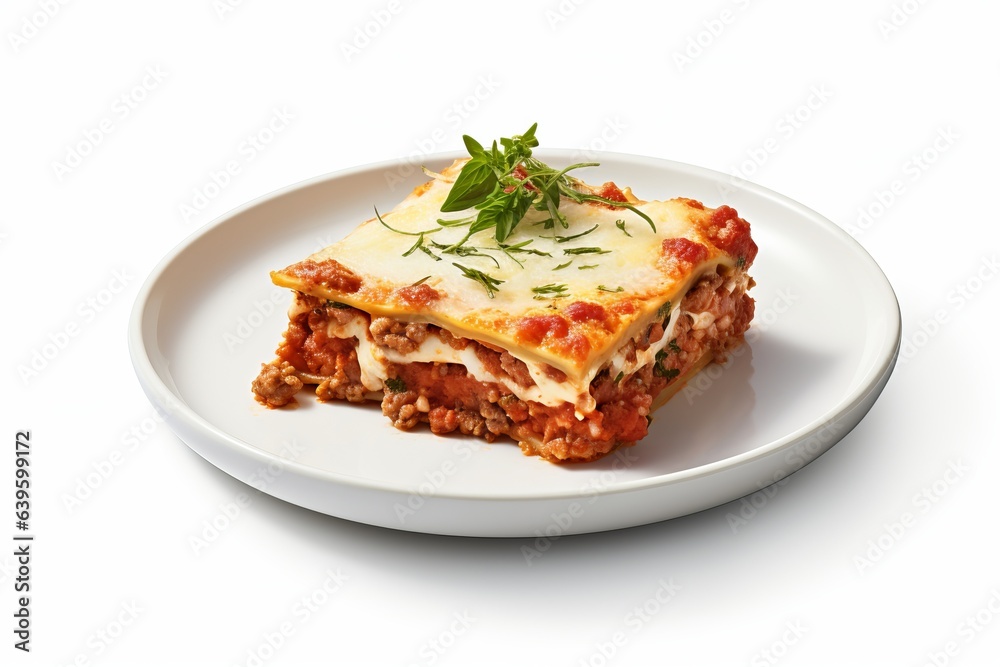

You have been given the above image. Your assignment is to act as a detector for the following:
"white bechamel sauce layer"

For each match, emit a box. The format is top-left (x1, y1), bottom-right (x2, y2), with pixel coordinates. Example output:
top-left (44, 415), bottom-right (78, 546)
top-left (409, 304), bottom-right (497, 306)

top-left (322, 315), bottom-right (590, 412)
top-left (315, 312), bottom-right (720, 418)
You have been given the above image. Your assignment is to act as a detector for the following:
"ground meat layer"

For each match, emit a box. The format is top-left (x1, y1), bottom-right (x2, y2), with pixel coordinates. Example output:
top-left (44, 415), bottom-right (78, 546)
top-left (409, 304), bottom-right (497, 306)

top-left (252, 270), bottom-right (754, 462)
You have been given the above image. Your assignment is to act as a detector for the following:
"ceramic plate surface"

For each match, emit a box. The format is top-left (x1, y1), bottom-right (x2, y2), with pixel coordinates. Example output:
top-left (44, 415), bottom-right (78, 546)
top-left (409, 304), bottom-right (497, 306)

top-left (129, 151), bottom-right (900, 537)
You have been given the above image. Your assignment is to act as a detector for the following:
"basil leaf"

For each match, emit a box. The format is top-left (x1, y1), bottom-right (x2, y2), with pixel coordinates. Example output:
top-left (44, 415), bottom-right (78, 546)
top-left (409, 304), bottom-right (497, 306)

top-left (463, 134), bottom-right (485, 158)
top-left (440, 157), bottom-right (497, 212)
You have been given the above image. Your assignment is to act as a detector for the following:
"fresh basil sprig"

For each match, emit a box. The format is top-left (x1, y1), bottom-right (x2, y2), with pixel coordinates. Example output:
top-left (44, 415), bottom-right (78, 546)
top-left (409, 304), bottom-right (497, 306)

top-left (440, 123), bottom-right (655, 243)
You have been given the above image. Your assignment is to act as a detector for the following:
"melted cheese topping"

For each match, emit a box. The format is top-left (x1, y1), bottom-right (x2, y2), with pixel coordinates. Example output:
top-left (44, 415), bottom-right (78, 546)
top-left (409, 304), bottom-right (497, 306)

top-left (274, 159), bottom-right (745, 410)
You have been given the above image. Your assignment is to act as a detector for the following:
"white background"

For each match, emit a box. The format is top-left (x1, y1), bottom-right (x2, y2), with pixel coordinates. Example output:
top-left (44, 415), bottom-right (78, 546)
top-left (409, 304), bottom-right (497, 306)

top-left (3, 1), bottom-right (999, 665)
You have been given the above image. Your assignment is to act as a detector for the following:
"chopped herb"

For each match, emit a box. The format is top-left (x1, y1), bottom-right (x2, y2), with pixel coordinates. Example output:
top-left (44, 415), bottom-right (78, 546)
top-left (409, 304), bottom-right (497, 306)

top-left (553, 260), bottom-right (573, 270)
top-left (436, 216), bottom-right (476, 228)
top-left (384, 377), bottom-right (407, 393)
top-left (578, 264), bottom-right (599, 270)
top-left (597, 285), bottom-right (624, 293)
top-left (411, 276), bottom-right (431, 286)
top-left (497, 239), bottom-right (551, 257)
top-left (418, 245), bottom-right (441, 261)
top-left (614, 371), bottom-right (624, 384)
top-left (403, 233), bottom-right (437, 258)
top-left (532, 283), bottom-right (569, 300)
top-left (668, 338), bottom-right (681, 353)
top-left (736, 256), bottom-right (746, 269)
top-left (497, 239), bottom-right (551, 267)
top-left (615, 219), bottom-right (632, 237)
top-left (326, 300), bottom-right (352, 309)
top-left (657, 301), bottom-right (672, 321)
top-left (567, 191), bottom-right (656, 233)
top-left (429, 241), bottom-right (499, 268)
top-left (563, 247), bottom-right (611, 256)
top-left (543, 223), bottom-right (599, 243)
top-left (375, 206), bottom-right (441, 237)
top-left (532, 217), bottom-right (557, 230)
top-left (653, 350), bottom-right (680, 379)
top-left (453, 262), bottom-right (504, 298)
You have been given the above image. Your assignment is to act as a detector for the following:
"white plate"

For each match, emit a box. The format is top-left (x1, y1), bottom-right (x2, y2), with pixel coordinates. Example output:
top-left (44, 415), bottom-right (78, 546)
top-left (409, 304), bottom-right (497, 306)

top-left (129, 150), bottom-right (900, 538)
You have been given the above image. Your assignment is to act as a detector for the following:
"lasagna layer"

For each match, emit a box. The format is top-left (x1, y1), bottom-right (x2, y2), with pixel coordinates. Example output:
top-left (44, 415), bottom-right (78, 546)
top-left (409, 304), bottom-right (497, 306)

top-left (253, 264), bottom-right (754, 462)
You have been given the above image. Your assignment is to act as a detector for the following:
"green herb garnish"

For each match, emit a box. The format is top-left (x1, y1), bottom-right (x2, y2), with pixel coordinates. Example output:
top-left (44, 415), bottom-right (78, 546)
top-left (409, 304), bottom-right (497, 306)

top-left (657, 301), bottom-right (672, 321)
top-left (384, 377), bottom-right (407, 393)
top-left (453, 262), bottom-right (504, 298)
top-left (403, 233), bottom-right (437, 258)
top-left (417, 245), bottom-right (441, 261)
top-left (497, 239), bottom-right (551, 257)
top-left (543, 224), bottom-right (599, 243)
top-left (439, 123), bottom-right (655, 242)
top-left (375, 206), bottom-right (440, 237)
top-left (597, 285), bottom-right (624, 293)
top-left (531, 283), bottom-right (569, 300)
top-left (497, 239), bottom-right (551, 268)
top-left (428, 241), bottom-right (499, 268)
top-left (615, 219), bottom-right (631, 237)
top-left (653, 350), bottom-right (679, 379)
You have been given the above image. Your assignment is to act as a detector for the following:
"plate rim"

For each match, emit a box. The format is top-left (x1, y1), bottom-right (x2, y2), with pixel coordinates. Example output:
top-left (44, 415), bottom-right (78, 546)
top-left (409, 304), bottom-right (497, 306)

top-left (128, 149), bottom-right (901, 505)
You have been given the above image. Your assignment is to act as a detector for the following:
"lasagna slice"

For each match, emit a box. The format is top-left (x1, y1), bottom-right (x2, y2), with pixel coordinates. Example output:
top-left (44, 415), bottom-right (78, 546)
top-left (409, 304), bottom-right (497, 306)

top-left (252, 157), bottom-right (756, 462)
